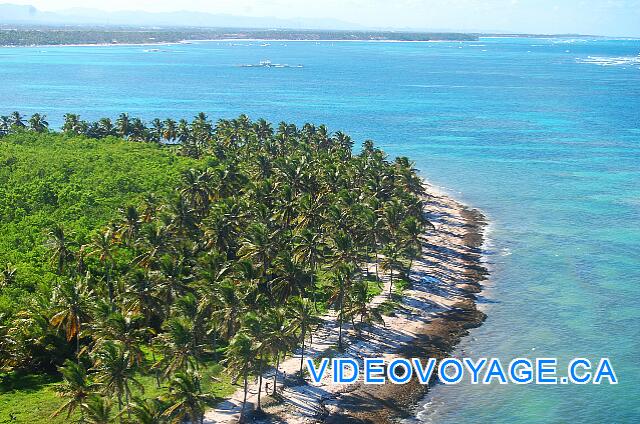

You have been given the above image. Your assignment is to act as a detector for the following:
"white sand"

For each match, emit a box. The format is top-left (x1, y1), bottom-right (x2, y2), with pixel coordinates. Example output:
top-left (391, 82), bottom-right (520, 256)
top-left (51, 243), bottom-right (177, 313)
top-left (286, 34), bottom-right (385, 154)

top-left (204, 184), bottom-right (483, 423)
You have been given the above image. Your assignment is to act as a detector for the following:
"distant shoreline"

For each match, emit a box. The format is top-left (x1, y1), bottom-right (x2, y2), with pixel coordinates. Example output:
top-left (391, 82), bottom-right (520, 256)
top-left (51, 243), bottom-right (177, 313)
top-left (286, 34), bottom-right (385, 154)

top-left (3, 34), bottom-right (634, 49)
top-left (0, 38), bottom-right (476, 49)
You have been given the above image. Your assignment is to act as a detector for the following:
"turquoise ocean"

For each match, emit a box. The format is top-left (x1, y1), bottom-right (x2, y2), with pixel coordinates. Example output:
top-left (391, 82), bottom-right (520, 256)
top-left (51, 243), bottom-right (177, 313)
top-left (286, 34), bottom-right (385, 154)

top-left (1, 37), bottom-right (639, 423)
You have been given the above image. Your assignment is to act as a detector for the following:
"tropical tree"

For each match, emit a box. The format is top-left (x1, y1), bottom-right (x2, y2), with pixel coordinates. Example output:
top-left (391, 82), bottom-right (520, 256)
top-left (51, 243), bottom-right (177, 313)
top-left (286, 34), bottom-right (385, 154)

top-left (122, 397), bottom-right (168, 424)
top-left (62, 113), bottom-right (86, 135)
top-left (379, 242), bottom-right (404, 298)
top-left (83, 394), bottom-right (113, 424)
top-left (50, 276), bottom-right (93, 360)
top-left (161, 371), bottom-right (209, 424)
top-left (225, 331), bottom-right (254, 423)
top-left (52, 359), bottom-right (98, 422)
top-left (0, 115), bottom-right (10, 136)
top-left (92, 340), bottom-right (144, 413)
top-left (85, 229), bottom-right (117, 305)
top-left (0, 263), bottom-right (17, 288)
top-left (46, 225), bottom-right (75, 275)
top-left (116, 113), bottom-right (132, 138)
top-left (28, 113), bottom-right (49, 132)
top-left (9, 111), bottom-right (26, 128)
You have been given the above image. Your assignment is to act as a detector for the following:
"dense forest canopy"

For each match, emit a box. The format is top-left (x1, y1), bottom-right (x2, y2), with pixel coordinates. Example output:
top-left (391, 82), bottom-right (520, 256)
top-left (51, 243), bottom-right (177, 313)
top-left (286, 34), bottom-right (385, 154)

top-left (0, 27), bottom-right (478, 46)
top-left (0, 112), bottom-right (428, 423)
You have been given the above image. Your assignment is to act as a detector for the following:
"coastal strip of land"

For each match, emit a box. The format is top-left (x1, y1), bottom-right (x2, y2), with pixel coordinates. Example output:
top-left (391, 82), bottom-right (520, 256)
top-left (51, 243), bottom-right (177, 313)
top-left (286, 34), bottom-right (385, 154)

top-left (205, 182), bottom-right (489, 423)
top-left (0, 28), bottom-right (477, 47)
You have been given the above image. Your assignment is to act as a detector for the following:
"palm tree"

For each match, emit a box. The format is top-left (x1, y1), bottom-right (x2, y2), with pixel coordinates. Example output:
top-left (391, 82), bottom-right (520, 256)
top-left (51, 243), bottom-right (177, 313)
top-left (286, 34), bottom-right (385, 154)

top-left (161, 371), bottom-right (209, 424)
top-left (328, 266), bottom-right (351, 350)
top-left (62, 113), bottom-right (86, 135)
top-left (237, 223), bottom-right (276, 278)
top-left (0, 115), bottom-right (10, 136)
top-left (129, 118), bottom-right (147, 141)
top-left (292, 227), bottom-right (325, 306)
top-left (261, 307), bottom-right (293, 395)
top-left (155, 315), bottom-right (202, 378)
top-left (122, 397), bottom-right (168, 424)
top-left (225, 331), bottom-right (254, 423)
top-left (394, 156), bottom-right (425, 196)
top-left (94, 118), bottom-right (114, 138)
top-left (286, 297), bottom-right (319, 377)
top-left (50, 277), bottom-right (93, 360)
top-left (117, 205), bottom-right (141, 246)
top-left (209, 278), bottom-right (242, 341)
top-left (116, 113), bottom-right (132, 139)
top-left (401, 216), bottom-right (425, 270)
top-left (28, 113), bottom-right (49, 132)
top-left (92, 340), bottom-right (144, 414)
top-left (52, 359), bottom-right (98, 421)
top-left (0, 263), bottom-right (17, 288)
top-left (163, 118), bottom-right (177, 143)
top-left (46, 225), bottom-right (75, 275)
top-left (180, 168), bottom-right (214, 215)
top-left (89, 309), bottom-right (148, 370)
top-left (344, 279), bottom-right (384, 331)
top-left (150, 118), bottom-right (164, 143)
top-left (85, 229), bottom-right (117, 305)
top-left (380, 242), bottom-right (404, 298)
top-left (83, 394), bottom-right (112, 424)
top-left (9, 111), bottom-right (26, 128)
top-left (176, 119), bottom-right (190, 143)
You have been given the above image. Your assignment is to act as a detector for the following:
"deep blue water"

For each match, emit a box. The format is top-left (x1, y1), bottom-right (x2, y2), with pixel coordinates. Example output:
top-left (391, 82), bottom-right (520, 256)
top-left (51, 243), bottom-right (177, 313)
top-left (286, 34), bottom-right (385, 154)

top-left (1, 37), bottom-right (639, 423)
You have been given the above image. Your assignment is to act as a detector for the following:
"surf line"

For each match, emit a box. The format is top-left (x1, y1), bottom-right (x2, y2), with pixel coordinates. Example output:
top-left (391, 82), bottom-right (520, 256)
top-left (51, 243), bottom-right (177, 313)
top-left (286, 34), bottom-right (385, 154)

top-left (306, 357), bottom-right (618, 385)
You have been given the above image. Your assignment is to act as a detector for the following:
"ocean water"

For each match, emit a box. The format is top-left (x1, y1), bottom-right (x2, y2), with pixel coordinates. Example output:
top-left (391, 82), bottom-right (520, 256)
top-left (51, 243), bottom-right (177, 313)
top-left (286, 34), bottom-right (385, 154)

top-left (1, 37), bottom-right (639, 422)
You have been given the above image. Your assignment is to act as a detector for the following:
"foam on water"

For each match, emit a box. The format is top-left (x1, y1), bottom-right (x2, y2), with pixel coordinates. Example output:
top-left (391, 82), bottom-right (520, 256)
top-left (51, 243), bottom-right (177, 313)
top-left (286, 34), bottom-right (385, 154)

top-left (577, 54), bottom-right (640, 66)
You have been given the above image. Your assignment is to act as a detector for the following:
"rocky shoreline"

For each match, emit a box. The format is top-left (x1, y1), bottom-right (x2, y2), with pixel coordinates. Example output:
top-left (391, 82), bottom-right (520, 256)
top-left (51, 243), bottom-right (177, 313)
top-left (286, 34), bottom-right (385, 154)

top-left (205, 184), bottom-right (489, 423)
top-left (323, 195), bottom-right (489, 424)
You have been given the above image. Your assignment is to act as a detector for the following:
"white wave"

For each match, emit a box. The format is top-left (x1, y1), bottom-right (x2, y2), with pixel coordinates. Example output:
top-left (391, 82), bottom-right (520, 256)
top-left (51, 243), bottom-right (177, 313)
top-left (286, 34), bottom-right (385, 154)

top-left (577, 54), bottom-right (640, 67)
top-left (552, 38), bottom-right (590, 44)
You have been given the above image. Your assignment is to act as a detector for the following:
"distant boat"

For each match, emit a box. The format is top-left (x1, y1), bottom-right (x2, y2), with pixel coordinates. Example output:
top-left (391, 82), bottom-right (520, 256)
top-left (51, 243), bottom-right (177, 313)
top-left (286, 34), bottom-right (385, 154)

top-left (238, 59), bottom-right (303, 68)
top-left (261, 43), bottom-right (271, 47)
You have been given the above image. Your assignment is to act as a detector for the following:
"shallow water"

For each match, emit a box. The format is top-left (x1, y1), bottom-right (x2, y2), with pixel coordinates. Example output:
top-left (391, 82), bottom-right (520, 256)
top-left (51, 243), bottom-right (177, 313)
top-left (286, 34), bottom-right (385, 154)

top-left (1, 37), bottom-right (639, 422)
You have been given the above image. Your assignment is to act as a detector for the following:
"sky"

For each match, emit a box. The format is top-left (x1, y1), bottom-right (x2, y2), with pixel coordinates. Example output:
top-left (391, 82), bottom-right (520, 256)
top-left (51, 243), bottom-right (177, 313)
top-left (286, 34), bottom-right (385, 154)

top-left (6, 0), bottom-right (640, 36)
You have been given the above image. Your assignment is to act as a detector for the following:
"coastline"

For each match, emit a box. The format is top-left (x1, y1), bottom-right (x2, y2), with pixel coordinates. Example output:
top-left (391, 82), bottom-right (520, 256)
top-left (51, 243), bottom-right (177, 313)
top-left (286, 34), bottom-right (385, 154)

top-left (323, 189), bottom-right (488, 423)
top-left (205, 182), bottom-right (489, 423)
top-left (0, 39), bottom-right (473, 49)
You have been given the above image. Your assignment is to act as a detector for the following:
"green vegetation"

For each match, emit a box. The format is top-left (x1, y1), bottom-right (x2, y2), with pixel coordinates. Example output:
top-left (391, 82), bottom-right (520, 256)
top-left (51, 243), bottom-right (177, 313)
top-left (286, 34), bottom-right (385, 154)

top-left (0, 27), bottom-right (477, 47)
top-left (0, 131), bottom-right (202, 319)
top-left (0, 363), bottom-right (232, 424)
top-left (0, 111), bottom-right (429, 423)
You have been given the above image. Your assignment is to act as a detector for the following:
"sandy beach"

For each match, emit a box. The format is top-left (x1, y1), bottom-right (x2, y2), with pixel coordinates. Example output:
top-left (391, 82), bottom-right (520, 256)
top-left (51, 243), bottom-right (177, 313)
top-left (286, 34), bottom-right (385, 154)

top-left (204, 183), bottom-right (489, 424)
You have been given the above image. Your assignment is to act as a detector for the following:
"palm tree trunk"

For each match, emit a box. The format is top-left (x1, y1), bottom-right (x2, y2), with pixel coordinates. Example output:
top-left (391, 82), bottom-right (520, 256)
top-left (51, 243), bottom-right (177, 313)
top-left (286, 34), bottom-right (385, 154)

top-left (75, 317), bottom-right (81, 363)
top-left (125, 384), bottom-right (131, 420)
top-left (106, 263), bottom-right (115, 309)
top-left (310, 267), bottom-right (317, 311)
top-left (338, 279), bottom-right (344, 350)
top-left (365, 247), bottom-right (370, 278)
top-left (152, 351), bottom-right (161, 388)
top-left (257, 356), bottom-right (263, 411)
top-left (240, 365), bottom-right (248, 423)
top-left (211, 331), bottom-right (218, 361)
top-left (299, 323), bottom-right (306, 375)
top-left (272, 352), bottom-right (280, 396)
top-left (388, 267), bottom-right (394, 299)
top-left (117, 393), bottom-right (123, 421)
